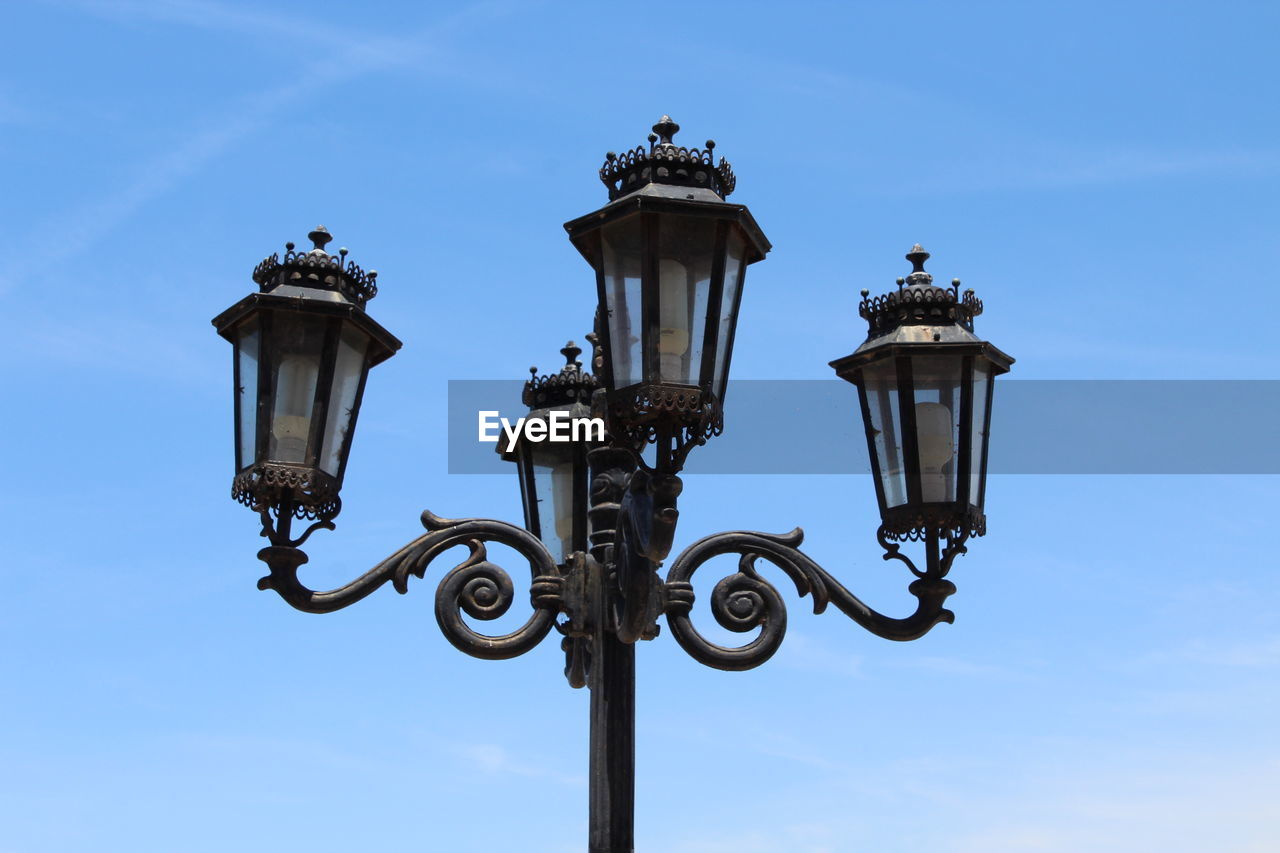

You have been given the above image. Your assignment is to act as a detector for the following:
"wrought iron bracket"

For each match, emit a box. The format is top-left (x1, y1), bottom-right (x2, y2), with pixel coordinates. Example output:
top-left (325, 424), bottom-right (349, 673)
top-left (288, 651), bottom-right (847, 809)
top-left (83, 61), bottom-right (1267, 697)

top-left (255, 510), bottom-right (563, 661)
top-left (661, 526), bottom-right (969, 671)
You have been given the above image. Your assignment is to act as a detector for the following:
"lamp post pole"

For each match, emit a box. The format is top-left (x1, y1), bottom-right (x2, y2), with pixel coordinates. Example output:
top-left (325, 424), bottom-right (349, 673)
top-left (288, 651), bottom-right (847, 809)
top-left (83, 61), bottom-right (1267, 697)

top-left (586, 445), bottom-right (638, 852)
top-left (589, 616), bottom-right (636, 852)
top-left (212, 116), bottom-right (1013, 852)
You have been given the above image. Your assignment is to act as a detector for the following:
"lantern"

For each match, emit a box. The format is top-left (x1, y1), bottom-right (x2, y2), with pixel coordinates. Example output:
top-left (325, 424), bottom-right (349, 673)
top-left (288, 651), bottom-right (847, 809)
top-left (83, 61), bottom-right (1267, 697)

top-left (563, 116), bottom-right (770, 452)
top-left (497, 341), bottom-right (599, 564)
top-left (831, 245), bottom-right (1014, 540)
top-left (212, 227), bottom-right (401, 522)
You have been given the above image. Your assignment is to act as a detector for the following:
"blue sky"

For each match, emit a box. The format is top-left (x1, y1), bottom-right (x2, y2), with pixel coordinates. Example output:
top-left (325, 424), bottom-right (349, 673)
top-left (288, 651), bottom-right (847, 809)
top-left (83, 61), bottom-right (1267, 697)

top-left (4, 1), bottom-right (1279, 851)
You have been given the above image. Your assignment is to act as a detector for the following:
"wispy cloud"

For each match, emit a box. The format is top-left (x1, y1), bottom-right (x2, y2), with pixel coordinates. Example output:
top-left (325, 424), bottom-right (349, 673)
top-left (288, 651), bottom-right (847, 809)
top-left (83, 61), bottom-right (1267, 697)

top-left (13, 313), bottom-right (220, 383)
top-left (1131, 634), bottom-right (1280, 670)
top-left (648, 748), bottom-right (1280, 853)
top-left (451, 741), bottom-right (583, 787)
top-left (655, 828), bottom-right (840, 853)
top-left (3, 0), bottom-right (512, 295)
top-left (688, 45), bottom-right (1280, 195)
top-left (774, 630), bottom-right (864, 678)
top-left (898, 654), bottom-right (1020, 679)
top-left (927, 147), bottom-right (1280, 195)
top-left (943, 755), bottom-right (1280, 853)
top-left (53, 0), bottom-right (395, 53)
top-left (7, 74), bottom-right (310, 292)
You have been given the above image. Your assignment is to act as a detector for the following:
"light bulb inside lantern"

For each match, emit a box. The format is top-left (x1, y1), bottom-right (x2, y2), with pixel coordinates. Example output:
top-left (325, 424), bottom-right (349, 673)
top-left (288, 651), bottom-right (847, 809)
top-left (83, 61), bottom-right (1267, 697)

top-left (915, 401), bottom-right (954, 502)
top-left (271, 353), bottom-right (319, 463)
top-left (551, 460), bottom-right (576, 549)
top-left (658, 257), bottom-right (690, 379)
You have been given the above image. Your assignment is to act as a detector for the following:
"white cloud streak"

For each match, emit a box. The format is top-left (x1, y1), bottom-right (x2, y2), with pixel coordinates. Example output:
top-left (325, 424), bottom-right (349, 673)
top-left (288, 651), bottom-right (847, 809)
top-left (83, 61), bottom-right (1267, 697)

top-left (4, 0), bottom-right (511, 295)
top-left (647, 748), bottom-right (1280, 853)
top-left (692, 45), bottom-right (1280, 194)
top-left (451, 741), bottom-right (584, 787)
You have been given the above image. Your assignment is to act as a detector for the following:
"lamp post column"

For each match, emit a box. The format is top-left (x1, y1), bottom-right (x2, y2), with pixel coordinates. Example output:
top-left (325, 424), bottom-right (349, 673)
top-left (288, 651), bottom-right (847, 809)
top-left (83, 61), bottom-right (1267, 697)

top-left (587, 445), bottom-right (638, 853)
top-left (588, 612), bottom-right (635, 853)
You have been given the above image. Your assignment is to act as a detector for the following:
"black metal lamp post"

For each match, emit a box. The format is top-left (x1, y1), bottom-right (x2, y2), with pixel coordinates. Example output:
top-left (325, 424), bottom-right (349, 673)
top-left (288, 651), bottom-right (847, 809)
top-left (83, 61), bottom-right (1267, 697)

top-left (213, 117), bottom-right (1013, 852)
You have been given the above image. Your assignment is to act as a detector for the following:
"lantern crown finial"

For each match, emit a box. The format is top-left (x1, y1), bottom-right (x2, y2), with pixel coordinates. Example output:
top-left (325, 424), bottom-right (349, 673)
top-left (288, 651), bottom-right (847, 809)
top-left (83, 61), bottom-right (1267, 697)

top-left (523, 340), bottom-right (599, 409)
top-left (857, 246), bottom-right (984, 338)
top-left (253, 226), bottom-right (379, 307)
top-left (560, 340), bottom-right (583, 368)
top-left (906, 243), bottom-right (932, 285)
top-left (308, 225), bottom-right (333, 252)
top-left (652, 115), bottom-right (680, 146)
top-left (599, 115), bottom-right (736, 201)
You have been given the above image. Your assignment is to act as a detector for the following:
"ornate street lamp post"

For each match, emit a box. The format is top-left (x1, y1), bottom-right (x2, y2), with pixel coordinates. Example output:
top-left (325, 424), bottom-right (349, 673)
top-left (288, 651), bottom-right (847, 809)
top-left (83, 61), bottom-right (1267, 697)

top-left (212, 117), bottom-right (1013, 852)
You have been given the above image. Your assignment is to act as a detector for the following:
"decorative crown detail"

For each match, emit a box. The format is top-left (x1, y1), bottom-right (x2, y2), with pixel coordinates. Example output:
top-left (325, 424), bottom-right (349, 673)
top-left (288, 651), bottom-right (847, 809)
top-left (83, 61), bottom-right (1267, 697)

top-left (523, 341), bottom-right (600, 409)
top-left (600, 116), bottom-right (737, 201)
top-left (252, 226), bottom-right (379, 307)
top-left (859, 244), bottom-right (983, 337)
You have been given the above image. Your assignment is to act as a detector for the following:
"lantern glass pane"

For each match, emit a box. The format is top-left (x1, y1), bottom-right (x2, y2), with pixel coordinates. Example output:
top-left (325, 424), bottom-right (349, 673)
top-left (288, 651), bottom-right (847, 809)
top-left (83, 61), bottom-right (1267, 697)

top-left (235, 317), bottom-right (259, 471)
top-left (911, 355), bottom-right (963, 503)
top-left (319, 324), bottom-right (369, 477)
top-left (267, 314), bottom-right (325, 464)
top-left (528, 438), bottom-right (577, 564)
top-left (969, 359), bottom-right (991, 508)
top-left (600, 219), bottom-right (644, 387)
top-left (657, 216), bottom-right (716, 385)
top-left (712, 230), bottom-right (747, 401)
top-left (863, 360), bottom-right (908, 507)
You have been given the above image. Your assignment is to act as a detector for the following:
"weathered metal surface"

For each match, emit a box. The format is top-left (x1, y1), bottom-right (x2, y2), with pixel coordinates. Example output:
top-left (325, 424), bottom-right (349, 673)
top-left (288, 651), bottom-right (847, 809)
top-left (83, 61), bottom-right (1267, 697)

top-left (663, 526), bottom-right (970, 670)
top-left (218, 125), bottom-right (1013, 853)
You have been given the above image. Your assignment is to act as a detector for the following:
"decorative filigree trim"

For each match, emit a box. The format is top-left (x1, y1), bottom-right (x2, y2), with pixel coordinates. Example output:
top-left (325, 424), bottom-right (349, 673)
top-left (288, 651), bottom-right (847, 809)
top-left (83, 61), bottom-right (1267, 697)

top-left (859, 244), bottom-right (983, 335)
top-left (232, 463), bottom-right (340, 522)
top-left (608, 383), bottom-right (718, 421)
top-left (859, 283), bottom-right (983, 335)
top-left (252, 226), bottom-right (378, 307)
top-left (606, 383), bottom-right (723, 471)
top-left (523, 341), bottom-right (599, 409)
top-left (600, 116), bottom-right (736, 200)
top-left (879, 504), bottom-right (986, 542)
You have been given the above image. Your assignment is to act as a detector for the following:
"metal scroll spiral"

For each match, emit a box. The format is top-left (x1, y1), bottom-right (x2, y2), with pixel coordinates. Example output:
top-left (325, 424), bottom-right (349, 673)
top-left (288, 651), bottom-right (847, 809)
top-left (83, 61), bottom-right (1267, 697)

top-left (663, 528), bottom-right (964, 672)
top-left (256, 511), bottom-right (560, 661)
top-left (664, 529), bottom-right (824, 671)
top-left (423, 513), bottom-right (561, 660)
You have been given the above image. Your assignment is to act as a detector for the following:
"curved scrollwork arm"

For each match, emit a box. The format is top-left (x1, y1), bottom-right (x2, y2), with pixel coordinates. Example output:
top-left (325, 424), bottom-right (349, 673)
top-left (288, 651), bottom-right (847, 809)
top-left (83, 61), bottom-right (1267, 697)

top-left (663, 528), bottom-right (968, 672)
top-left (256, 511), bottom-right (560, 661)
